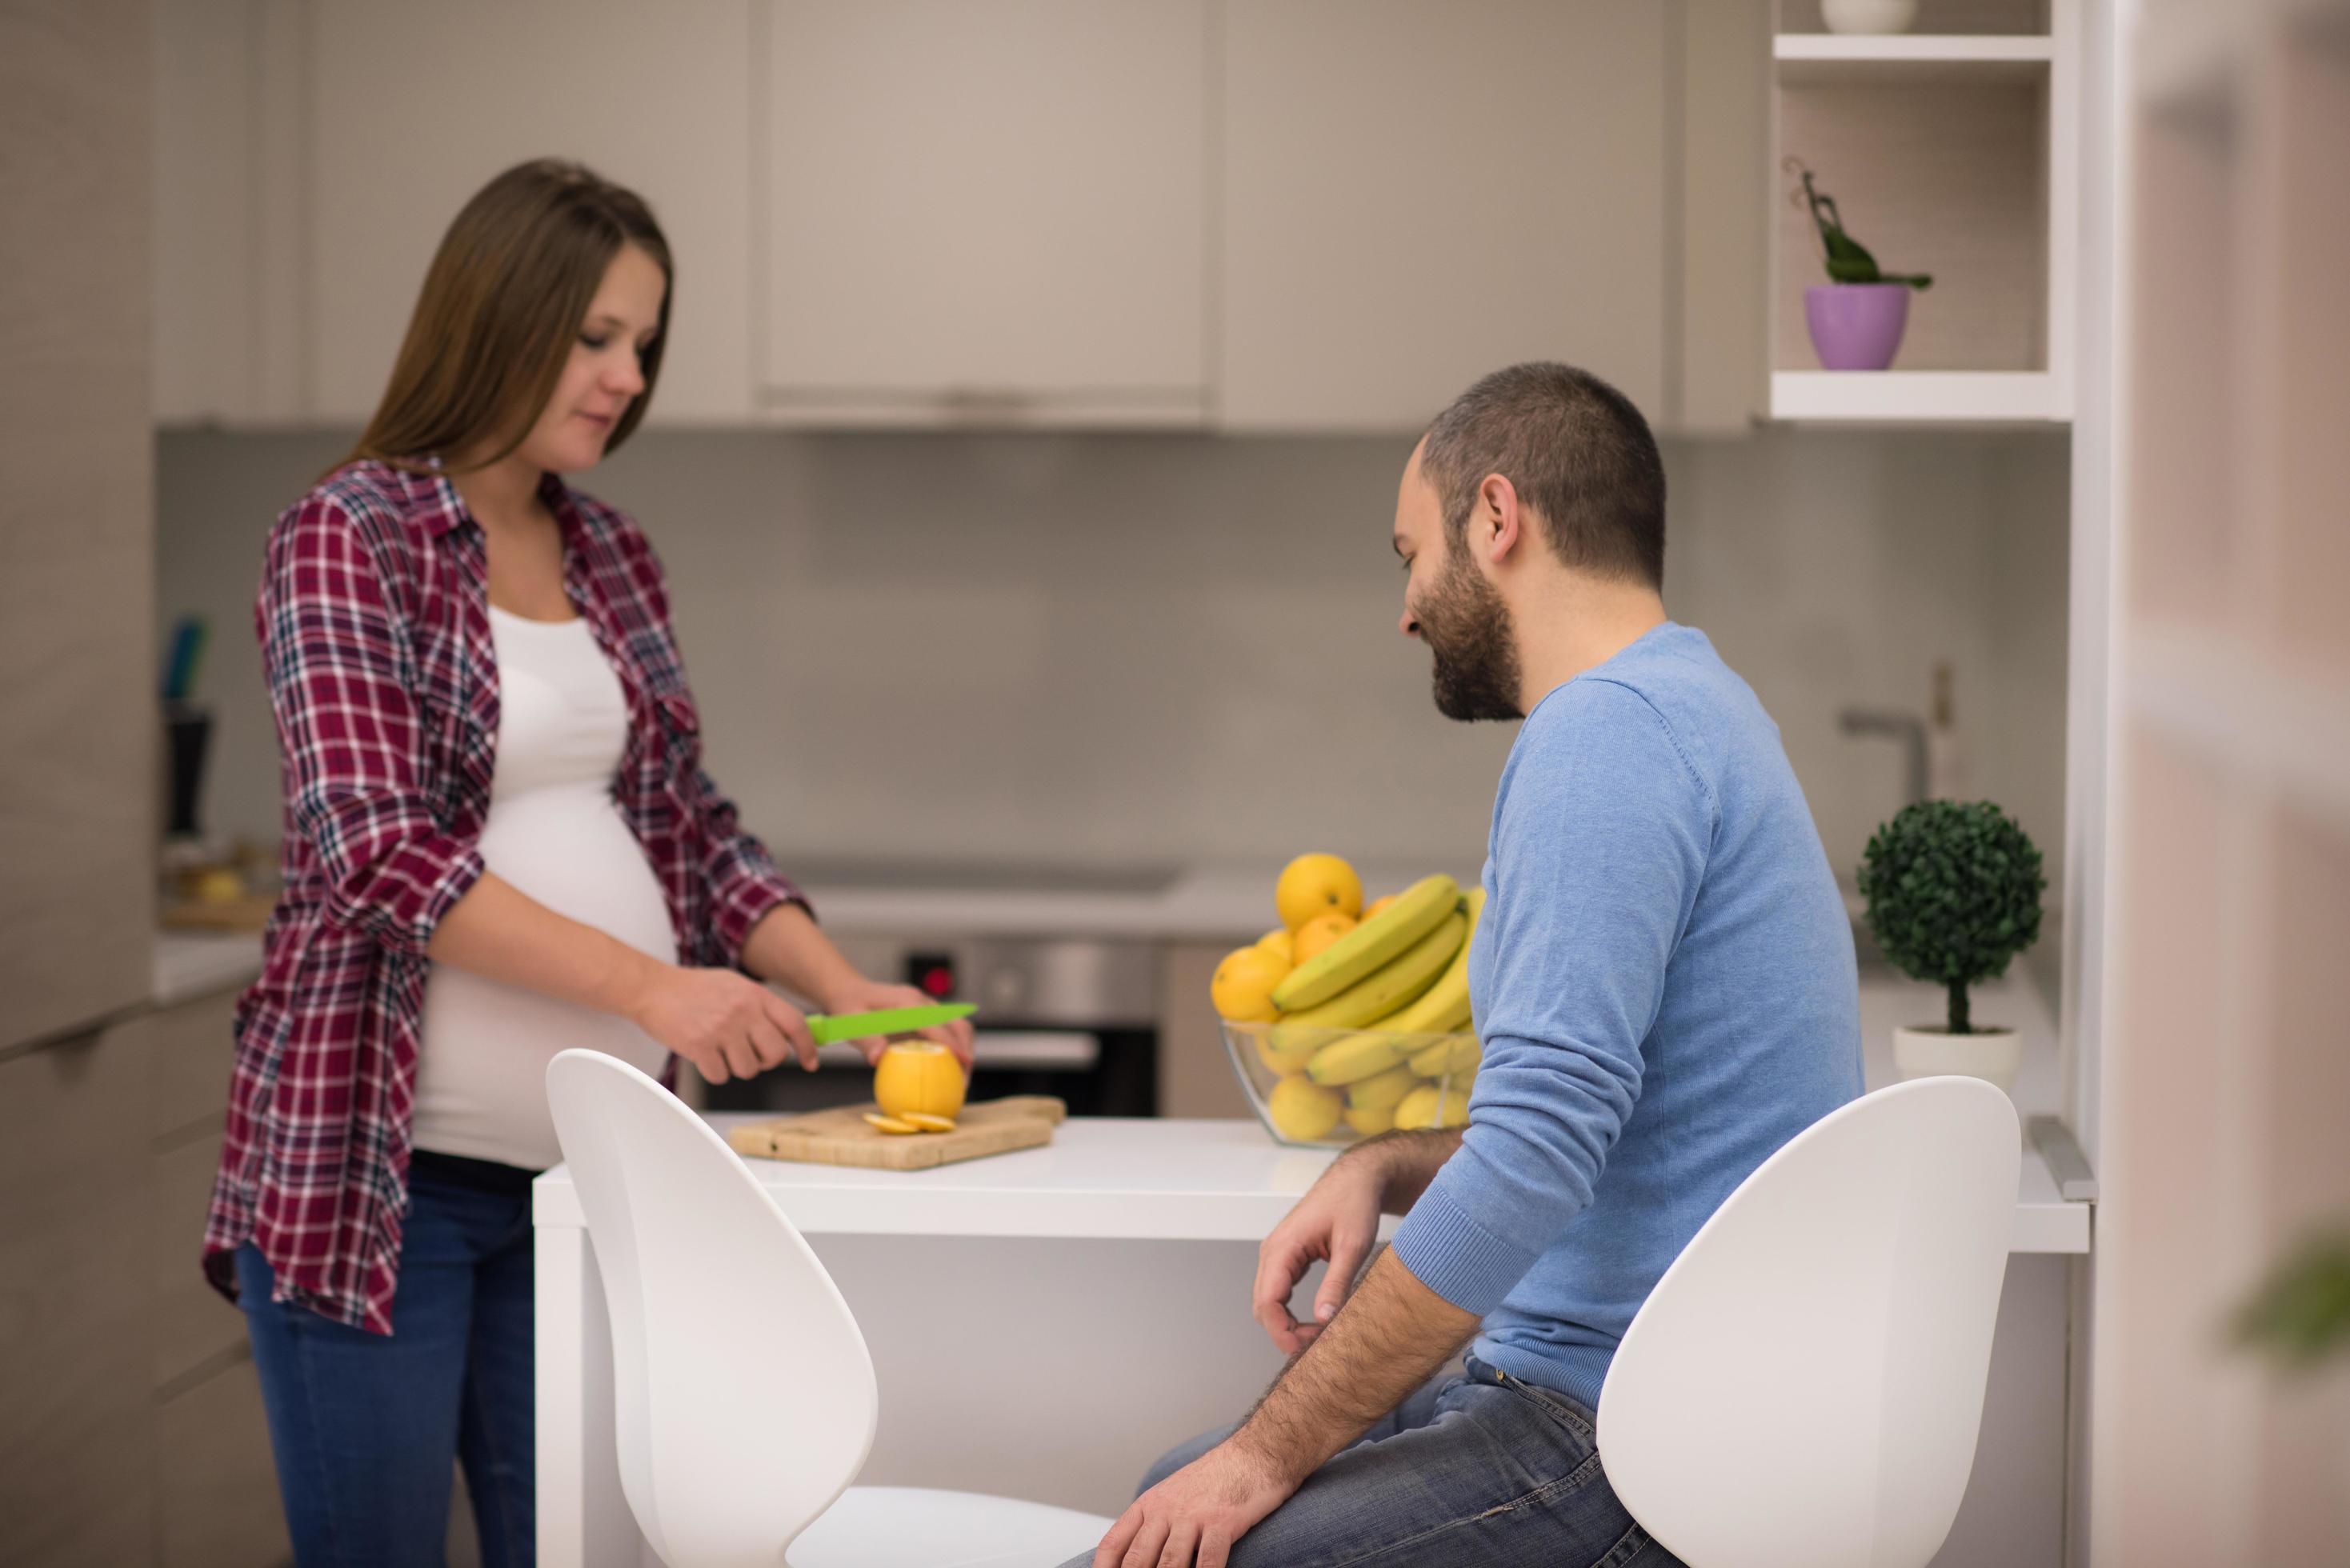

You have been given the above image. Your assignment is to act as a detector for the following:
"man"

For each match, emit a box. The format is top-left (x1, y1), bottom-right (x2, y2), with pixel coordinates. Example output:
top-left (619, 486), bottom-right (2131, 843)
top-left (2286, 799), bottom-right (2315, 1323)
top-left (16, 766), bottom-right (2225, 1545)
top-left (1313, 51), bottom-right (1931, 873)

top-left (1080, 363), bottom-right (1864, 1568)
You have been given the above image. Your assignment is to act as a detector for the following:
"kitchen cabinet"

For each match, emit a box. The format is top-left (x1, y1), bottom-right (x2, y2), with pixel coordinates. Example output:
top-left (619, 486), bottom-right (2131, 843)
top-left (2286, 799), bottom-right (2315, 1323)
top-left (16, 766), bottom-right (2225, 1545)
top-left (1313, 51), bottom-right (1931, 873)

top-left (306, 0), bottom-right (759, 425)
top-left (154, 1355), bottom-right (290, 1568)
top-left (758, 0), bottom-right (1209, 425)
top-left (0, 977), bottom-right (286, 1568)
top-left (0, 1031), bottom-right (158, 1566)
top-left (153, 2), bottom-right (1766, 433)
top-left (1218, 0), bottom-right (1669, 431)
top-left (3, 0), bottom-right (155, 1052)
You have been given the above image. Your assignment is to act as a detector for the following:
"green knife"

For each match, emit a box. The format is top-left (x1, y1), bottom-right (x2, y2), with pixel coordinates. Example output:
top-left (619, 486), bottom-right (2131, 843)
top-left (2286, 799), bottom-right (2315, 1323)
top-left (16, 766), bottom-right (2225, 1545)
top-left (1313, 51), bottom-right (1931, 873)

top-left (806, 1002), bottom-right (975, 1046)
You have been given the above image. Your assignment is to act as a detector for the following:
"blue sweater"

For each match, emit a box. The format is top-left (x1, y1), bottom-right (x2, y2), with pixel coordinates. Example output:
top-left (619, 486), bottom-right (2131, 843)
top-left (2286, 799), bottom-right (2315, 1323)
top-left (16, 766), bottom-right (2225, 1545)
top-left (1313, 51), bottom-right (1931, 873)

top-left (1390, 622), bottom-right (1862, 1410)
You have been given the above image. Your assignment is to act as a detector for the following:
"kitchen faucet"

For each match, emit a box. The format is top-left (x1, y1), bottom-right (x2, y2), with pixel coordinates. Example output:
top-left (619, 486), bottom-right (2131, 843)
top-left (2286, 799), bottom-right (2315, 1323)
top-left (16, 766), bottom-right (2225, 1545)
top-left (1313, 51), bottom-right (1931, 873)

top-left (1839, 706), bottom-right (1929, 807)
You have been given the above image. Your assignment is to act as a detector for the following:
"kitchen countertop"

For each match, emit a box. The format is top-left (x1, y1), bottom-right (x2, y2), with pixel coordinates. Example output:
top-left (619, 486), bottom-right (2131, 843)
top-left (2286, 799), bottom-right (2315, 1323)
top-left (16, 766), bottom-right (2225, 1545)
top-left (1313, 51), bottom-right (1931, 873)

top-left (153, 930), bottom-right (265, 1006)
top-left (794, 860), bottom-right (1473, 942)
top-left (534, 1110), bottom-right (2091, 1254)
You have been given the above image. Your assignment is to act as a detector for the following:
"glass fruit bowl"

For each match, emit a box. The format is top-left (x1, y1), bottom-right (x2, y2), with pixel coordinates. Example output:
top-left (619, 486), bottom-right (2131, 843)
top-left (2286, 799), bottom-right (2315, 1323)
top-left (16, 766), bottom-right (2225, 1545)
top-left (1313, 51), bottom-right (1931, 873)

top-left (1220, 1018), bottom-right (1480, 1148)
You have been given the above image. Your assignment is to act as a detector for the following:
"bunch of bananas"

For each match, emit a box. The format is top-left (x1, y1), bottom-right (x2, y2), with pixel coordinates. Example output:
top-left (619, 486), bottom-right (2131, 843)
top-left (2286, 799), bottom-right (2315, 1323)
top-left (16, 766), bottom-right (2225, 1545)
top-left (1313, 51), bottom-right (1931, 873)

top-left (1212, 854), bottom-right (1483, 1142)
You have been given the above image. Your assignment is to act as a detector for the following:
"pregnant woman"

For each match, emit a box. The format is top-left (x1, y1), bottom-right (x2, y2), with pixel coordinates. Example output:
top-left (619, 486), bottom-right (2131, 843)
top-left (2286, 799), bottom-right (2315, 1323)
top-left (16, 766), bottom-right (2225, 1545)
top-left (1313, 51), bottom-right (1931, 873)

top-left (200, 159), bottom-right (972, 1566)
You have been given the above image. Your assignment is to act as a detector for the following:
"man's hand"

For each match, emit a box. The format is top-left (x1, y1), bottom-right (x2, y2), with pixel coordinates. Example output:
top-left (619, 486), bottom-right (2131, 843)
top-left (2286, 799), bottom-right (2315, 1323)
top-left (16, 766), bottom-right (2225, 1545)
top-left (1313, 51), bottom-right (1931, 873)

top-left (1091, 1434), bottom-right (1294, 1568)
top-left (1253, 1146), bottom-right (1387, 1353)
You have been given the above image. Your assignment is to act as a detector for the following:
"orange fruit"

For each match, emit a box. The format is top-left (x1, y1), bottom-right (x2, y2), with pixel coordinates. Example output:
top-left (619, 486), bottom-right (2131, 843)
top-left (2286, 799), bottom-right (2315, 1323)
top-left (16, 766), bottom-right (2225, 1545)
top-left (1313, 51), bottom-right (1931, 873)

top-left (1211, 945), bottom-right (1287, 1022)
top-left (1291, 910), bottom-right (1359, 966)
top-left (1363, 893), bottom-right (1399, 921)
top-left (873, 1042), bottom-right (967, 1120)
top-left (1255, 927), bottom-right (1295, 966)
top-left (1275, 853), bottom-right (1363, 932)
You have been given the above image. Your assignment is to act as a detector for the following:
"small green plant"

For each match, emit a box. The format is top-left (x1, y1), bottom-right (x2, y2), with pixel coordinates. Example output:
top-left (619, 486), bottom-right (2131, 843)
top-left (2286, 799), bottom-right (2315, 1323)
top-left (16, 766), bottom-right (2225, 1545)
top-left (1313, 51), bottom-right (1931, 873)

top-left (2235, 1226), bottom-right (2350, 1371)
top-left (1859, 800), bottom-right (2044, 1034)
top-left (1786, 157), bottom-right (1933, 290)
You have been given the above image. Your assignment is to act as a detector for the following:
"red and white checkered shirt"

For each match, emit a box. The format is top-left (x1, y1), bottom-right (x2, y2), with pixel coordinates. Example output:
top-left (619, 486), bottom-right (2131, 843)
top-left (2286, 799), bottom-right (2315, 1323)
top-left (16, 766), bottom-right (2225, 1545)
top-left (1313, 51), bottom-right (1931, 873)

top-left (204, 459), bottom-right (807, 1334)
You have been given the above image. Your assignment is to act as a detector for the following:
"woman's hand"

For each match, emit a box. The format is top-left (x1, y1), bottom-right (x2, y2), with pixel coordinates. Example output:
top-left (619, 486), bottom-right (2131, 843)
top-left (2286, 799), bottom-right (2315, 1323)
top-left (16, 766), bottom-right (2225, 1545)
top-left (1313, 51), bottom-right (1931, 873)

top-left (626, 963), bottom-right (817, 1085)
top-left (817, 975), bottom-right (977, 1071)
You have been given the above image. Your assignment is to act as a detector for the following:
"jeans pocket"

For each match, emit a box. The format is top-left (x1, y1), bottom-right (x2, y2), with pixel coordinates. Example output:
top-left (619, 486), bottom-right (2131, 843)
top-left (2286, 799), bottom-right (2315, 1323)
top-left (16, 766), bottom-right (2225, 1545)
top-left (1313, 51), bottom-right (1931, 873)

top-left (1495, 1370), bottom-right (1599, 1446)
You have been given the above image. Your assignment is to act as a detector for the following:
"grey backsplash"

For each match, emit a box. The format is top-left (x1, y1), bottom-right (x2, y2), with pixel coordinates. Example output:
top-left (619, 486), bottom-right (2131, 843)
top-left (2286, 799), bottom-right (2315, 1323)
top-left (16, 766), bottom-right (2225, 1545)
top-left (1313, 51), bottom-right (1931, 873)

top-left (156, 426), bottom-right (2068, 892)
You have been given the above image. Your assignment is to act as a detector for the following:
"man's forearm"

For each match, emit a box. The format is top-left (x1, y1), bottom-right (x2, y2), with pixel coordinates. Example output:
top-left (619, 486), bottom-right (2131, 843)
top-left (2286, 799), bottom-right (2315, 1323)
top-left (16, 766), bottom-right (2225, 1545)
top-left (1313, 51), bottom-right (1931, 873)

top-left (1362, 1128), bottom-right (1467, 1214)
top-left (1227, 1248), bottom-right (1481, 1485)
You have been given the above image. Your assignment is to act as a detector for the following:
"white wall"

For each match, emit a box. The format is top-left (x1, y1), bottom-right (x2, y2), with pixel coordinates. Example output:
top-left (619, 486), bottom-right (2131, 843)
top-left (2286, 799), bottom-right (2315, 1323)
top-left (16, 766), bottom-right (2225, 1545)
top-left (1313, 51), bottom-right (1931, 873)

top-left (154, 426), bottom-right (2068, 886)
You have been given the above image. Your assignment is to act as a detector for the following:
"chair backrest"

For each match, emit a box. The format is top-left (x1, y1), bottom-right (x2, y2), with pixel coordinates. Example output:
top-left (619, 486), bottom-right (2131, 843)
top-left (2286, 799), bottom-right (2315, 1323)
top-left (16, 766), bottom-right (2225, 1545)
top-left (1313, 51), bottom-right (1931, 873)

top-left (1595, 1077), bottom-right (2020, 1568)
top-left (545, 1050), bottom-right (878, 1568)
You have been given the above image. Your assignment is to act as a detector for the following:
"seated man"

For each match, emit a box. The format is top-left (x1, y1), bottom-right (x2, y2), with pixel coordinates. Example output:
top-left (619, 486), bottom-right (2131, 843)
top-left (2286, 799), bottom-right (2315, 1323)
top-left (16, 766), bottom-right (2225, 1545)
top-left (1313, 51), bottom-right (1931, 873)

top-left (1079, 363), bottom-right (1864, 1568)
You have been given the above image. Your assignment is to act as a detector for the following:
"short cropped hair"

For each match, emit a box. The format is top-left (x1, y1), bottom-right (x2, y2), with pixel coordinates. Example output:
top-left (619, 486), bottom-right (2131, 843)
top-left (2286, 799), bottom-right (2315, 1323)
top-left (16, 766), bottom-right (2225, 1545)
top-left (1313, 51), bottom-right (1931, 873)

top-left (1419, 362), bottom-right (1666, 589)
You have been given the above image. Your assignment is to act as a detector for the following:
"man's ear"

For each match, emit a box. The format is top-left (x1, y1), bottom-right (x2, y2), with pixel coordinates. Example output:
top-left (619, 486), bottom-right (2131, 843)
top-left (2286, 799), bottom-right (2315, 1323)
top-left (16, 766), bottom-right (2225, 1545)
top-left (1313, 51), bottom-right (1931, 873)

top-left (1476, 472), bottom-right (1526, 565)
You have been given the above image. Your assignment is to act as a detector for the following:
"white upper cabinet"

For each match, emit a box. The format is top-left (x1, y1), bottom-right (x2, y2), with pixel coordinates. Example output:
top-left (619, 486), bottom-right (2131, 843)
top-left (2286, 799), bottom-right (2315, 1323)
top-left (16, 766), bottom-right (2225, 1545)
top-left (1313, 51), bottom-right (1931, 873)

top-left (305, 0), bottom-right (757, 426)
top-left (153, 2), bottom-right (1737, 432)
top-left (759, 0), bottom-right (1208, 425)
top-left (1217, 1), bottom-right (1668, 432)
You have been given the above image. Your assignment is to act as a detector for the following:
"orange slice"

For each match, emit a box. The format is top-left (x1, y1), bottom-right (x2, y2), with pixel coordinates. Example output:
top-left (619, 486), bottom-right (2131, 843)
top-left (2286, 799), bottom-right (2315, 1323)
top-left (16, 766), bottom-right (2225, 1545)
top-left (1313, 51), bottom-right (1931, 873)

top-left (901, 1112), bottom-right (957, 1134)
top-left (862, 1112), bottom-right (921, 1135)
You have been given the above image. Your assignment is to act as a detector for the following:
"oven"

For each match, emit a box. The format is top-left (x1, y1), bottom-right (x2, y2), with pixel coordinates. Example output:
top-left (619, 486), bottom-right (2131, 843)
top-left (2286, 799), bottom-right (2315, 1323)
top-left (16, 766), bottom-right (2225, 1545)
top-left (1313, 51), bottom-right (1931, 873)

top-left (702, 933), bottom-right (1160, 1118)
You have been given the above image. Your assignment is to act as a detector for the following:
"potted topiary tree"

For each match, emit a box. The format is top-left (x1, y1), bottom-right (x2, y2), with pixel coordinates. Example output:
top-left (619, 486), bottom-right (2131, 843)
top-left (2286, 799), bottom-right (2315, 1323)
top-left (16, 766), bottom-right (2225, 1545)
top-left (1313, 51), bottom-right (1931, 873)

top-left (1858, 799), bottom-right (2047, 1092)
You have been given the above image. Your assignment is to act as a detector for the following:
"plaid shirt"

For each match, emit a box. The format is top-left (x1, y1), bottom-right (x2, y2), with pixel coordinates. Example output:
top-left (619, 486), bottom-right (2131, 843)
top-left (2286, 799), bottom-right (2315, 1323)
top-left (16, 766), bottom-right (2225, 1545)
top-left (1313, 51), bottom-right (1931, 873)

top-left (204, 459), bottom-right (807, 1334)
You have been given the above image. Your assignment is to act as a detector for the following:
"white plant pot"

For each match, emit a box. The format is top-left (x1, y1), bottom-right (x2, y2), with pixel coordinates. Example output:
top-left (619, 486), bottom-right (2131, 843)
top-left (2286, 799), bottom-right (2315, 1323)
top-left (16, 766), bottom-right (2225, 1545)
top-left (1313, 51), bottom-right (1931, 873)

top-left (1822, 0), bottom-right (1921, 34)
top-left (1892, 1024), bottom-right (2022, 1094)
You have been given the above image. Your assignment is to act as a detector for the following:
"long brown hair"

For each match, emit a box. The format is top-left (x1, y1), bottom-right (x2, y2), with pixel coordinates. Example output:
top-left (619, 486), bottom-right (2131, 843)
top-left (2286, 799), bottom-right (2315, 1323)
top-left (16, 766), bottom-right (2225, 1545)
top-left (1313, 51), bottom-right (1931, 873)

top-left (339, 159), bottom-right (671, 476)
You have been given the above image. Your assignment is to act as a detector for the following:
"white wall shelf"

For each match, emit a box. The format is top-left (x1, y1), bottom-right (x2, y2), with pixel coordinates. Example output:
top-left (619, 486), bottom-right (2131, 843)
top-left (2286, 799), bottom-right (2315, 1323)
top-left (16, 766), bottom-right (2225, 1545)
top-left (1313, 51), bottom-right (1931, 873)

top-left (1768, 0), bottom-right (2080, 424)
top-left (1776, 33), bottom-right (2055, 85)
top-left (1771, 369), bottom-right (2067, 422)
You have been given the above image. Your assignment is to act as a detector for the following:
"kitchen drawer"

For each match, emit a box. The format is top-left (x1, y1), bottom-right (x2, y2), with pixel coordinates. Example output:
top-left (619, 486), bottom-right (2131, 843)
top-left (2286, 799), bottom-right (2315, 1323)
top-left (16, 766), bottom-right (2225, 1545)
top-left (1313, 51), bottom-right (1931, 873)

top-left (155, 1350), bottom-right (290, 1568)
top-left (110, 986), bottom-right (238, 1142)
top-left (0, 1032), bottom-right (155, 1566)
top-left (152, 1127), bottom-right (243, 1391)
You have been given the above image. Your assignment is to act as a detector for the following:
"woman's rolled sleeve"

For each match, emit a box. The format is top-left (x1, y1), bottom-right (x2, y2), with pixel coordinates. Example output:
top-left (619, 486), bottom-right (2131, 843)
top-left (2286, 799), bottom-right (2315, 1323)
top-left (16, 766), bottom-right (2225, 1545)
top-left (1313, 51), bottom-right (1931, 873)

top-left (691, 767), bottom-right (811, 970)
top-left (262, 496), bottom-right (485, 957)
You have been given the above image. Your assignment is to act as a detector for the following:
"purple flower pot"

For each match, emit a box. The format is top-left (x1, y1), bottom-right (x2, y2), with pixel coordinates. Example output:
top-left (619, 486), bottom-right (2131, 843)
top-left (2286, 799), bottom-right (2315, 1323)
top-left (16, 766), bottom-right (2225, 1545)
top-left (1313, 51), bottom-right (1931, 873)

top-left (1804, 283), bottom-right (1912, 371)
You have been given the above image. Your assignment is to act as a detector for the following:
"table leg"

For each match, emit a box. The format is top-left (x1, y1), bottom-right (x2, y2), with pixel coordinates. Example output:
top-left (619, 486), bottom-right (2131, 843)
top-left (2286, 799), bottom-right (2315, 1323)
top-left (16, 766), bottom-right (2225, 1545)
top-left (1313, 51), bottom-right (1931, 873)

top-left (535, 1223), bottom-right (646, 1567)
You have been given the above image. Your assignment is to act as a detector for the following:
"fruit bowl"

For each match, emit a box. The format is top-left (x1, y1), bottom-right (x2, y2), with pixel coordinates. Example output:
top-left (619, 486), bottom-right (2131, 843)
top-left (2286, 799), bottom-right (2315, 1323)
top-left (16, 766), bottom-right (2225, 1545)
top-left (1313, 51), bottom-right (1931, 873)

top-left (1220, 1018), bottom-right (1480, 1148)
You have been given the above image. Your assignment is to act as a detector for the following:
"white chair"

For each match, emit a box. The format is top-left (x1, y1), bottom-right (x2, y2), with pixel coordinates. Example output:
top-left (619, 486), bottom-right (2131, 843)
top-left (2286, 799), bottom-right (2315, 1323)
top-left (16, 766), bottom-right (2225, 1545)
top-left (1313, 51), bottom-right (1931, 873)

top-left (544, 1049), bottom-right (1113, 1568)
top-left (1596, 1077), bottom-right (2020, 1568)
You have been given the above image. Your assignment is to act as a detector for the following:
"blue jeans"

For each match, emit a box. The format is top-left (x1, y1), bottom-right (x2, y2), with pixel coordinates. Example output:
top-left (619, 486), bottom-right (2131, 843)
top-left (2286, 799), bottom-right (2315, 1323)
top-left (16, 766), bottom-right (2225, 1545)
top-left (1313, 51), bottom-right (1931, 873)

top-left (237, 1153), bottom-right (536, 1567)
top-left (1063, 1358), bottom-right (1683, 1568)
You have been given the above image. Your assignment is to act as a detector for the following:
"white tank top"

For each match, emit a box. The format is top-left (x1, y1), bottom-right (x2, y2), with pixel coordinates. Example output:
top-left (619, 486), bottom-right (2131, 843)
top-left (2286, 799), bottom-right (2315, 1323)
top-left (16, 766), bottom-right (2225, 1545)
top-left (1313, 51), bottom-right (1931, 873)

top-left (412, 606), bottom-right (679, 1170)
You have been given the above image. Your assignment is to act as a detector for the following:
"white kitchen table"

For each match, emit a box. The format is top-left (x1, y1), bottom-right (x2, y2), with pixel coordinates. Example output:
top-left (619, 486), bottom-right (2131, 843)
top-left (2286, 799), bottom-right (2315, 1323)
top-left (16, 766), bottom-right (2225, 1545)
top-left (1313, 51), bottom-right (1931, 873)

top-left (534, 1113), bottom-right (2088, 1566)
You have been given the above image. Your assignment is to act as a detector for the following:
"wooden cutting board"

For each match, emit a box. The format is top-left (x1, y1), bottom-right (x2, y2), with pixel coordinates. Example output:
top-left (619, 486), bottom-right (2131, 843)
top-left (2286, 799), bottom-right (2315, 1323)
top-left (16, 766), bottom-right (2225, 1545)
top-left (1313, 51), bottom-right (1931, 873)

top-left (727, 1095), bottom-right (1067, 1171)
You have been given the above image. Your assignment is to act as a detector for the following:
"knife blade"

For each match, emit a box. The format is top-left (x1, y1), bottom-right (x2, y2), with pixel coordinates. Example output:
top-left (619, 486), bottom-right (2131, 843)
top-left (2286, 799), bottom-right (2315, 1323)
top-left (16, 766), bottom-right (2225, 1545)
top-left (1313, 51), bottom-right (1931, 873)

top-left (805, 1002), bottom-right (977, 1046)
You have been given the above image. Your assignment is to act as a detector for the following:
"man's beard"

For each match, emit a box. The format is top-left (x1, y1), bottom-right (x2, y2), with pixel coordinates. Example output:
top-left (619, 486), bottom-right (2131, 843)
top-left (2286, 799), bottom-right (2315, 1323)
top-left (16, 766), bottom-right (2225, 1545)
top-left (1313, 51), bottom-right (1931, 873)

top-left (1415, 552), bottom-right (1523, 722)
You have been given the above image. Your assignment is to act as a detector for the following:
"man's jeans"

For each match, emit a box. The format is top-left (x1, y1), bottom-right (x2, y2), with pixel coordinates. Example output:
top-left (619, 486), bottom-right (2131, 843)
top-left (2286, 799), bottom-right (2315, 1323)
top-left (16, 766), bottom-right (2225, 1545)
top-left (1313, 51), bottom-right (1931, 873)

top-left (1062, 1358), bottom-right (1684, 1568)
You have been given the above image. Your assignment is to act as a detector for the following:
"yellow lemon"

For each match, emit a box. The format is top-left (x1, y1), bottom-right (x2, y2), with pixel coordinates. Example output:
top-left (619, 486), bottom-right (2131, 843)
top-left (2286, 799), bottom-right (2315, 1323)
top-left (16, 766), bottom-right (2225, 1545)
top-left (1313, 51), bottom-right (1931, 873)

top-left (1275, 853), bottom-right (1363, 933)
top-left (1255, 927), bottom-right (1295, 966)
top-left (1394, 1082), bottom-right (1470, 1131)
top-left (1347, 1063), bottom-right (1419, 1115)
top-left (873, 1042), bottom-right (967, 1121)
top-left (1265, 1074), bottom-right (1344, 1142)
top-left (863, 1112), bottom-right (921, 1135)
top-left (1343, 1102), bottom-right (1397, 1137)
top-left (1291, 910), bottom-right (1359, 966)
top-left (1211, 945), bottom-right (1288, 1022)
top-left (902, 1112), bottom-right (958, 1134)
top-left (1252, 1029), bottom-right (1317, 1076)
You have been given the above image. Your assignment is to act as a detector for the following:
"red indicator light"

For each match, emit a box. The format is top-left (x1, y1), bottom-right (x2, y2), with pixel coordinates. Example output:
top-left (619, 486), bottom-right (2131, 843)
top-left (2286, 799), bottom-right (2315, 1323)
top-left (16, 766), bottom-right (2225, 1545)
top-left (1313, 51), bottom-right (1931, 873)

top-left (920, 966), bottom-right (954, 998)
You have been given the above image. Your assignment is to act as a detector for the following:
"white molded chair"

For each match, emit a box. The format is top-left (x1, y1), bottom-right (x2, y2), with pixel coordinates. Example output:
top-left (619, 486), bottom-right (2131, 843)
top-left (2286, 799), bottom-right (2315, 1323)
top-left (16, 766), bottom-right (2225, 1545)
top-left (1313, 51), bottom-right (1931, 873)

top-left (545, 1049), bottom-right (1112, 1568)
top-left (1596, 1077), bottom-right (2020, 1568)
